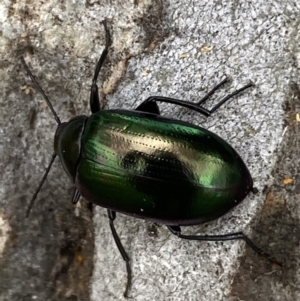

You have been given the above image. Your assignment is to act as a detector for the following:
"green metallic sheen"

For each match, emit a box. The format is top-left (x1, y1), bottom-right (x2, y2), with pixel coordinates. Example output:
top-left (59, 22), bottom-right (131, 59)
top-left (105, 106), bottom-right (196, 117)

top-left (71, 109), bottom-right (253, 226)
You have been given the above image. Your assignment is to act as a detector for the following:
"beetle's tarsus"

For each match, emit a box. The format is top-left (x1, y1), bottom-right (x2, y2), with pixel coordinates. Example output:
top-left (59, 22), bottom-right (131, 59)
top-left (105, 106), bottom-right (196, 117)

top-left (248, 80), bottom-right (255, 87)
top-left (107, 210), bottom-right (132, 297)
top-left (242, 233), bottom-right (282, 266)
top-left (123, 261), bottom-right (132, 298)
top-left (167, 226), bottom-right (281, 267)
top-left (196, 76), bottom-right (229, 106)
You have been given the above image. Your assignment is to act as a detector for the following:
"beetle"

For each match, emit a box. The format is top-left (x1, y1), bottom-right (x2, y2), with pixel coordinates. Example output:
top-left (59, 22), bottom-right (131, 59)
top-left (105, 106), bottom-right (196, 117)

top-left (22, 20), bottom-right (280, 297)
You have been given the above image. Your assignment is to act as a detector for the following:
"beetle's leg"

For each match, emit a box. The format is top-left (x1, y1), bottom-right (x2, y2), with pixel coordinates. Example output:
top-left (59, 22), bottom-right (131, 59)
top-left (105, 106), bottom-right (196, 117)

top-left (135, 100), bottom-right (160, 114)
top-left (107, 209), bottom-right (132, 297)
top-left (135, 77), bottom-right (229, 115)
top-left (137, 96), bottom-right (212, 116)
top-left (208, 82), bottom-right (253, 114)
top-left (167, 225), bottom-right (282, 266)
top-left (196, 77), bottom-right (228, 106)
top-left (90, 20), bottom-right (111, 113)
top-left (71, 188), bottom-right (81, 204)
top-left (137, 82), bottom-right (253, 117)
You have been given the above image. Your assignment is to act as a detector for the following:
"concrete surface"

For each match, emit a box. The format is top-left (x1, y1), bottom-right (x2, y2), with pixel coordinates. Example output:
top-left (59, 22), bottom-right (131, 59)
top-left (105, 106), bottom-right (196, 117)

top-left (1, 0), bottom-right (300, 300)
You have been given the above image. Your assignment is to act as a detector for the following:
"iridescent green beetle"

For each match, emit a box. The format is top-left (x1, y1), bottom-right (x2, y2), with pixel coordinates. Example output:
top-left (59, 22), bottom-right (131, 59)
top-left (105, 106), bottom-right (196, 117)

top-left (22, 20), bottom-right (280, 298)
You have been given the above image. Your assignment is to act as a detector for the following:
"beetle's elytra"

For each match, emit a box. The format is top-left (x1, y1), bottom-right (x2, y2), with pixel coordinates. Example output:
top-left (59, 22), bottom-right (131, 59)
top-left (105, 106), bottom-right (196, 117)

top-left (22, 20), bottom-right (281, 298)
top-left (62, 110), bottom-right (253, 226)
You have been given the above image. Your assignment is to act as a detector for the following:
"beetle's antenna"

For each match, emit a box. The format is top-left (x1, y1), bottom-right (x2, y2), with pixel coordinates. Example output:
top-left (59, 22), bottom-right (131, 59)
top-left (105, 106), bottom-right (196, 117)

top-left (21, 57), bottom-right (61, 216)
top-left (21, 56), bottom-right (61, 125)
top-left (26, 152), bottom-right (57, 217)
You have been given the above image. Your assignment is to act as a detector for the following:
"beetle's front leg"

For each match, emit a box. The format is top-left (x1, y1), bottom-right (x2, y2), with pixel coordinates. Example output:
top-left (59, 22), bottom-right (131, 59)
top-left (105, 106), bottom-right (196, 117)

top-left (107, 209), bottom-right (132, 298)
top-left (90, 20), bottom-right (111, 113)
top-left (167, 225), bottom-right (282, 266)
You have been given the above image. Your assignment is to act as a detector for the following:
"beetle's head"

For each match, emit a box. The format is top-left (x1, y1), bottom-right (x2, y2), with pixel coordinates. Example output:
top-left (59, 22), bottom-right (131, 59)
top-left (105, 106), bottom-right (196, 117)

top-left (54, 115), bottom-right (87, 182)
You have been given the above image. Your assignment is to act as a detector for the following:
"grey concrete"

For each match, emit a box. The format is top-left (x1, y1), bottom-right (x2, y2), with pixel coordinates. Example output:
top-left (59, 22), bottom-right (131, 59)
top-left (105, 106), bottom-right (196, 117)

top-left (1, 1), bottom-right (300, 300)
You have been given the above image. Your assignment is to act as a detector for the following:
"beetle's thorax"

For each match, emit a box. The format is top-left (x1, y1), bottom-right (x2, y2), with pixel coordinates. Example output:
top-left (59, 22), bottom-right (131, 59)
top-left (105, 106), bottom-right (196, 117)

top-left (54, 115), bottom-right (87, 182)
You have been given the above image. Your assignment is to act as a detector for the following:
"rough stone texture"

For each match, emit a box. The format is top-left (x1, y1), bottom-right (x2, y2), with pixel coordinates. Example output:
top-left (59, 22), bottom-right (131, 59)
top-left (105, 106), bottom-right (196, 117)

top-left (1, 0), bottom-right (300, 300)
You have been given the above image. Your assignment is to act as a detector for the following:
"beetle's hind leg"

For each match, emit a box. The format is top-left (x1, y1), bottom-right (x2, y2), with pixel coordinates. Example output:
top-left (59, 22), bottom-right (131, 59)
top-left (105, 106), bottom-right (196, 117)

top-left (90, 20), bottom-right (111, 113)
top-left (107, 210), bottom-right (132, 297)
top-left (167, 225), bottom-right (282, 266)
top-left (137, 79), bottom-right (253, 117)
